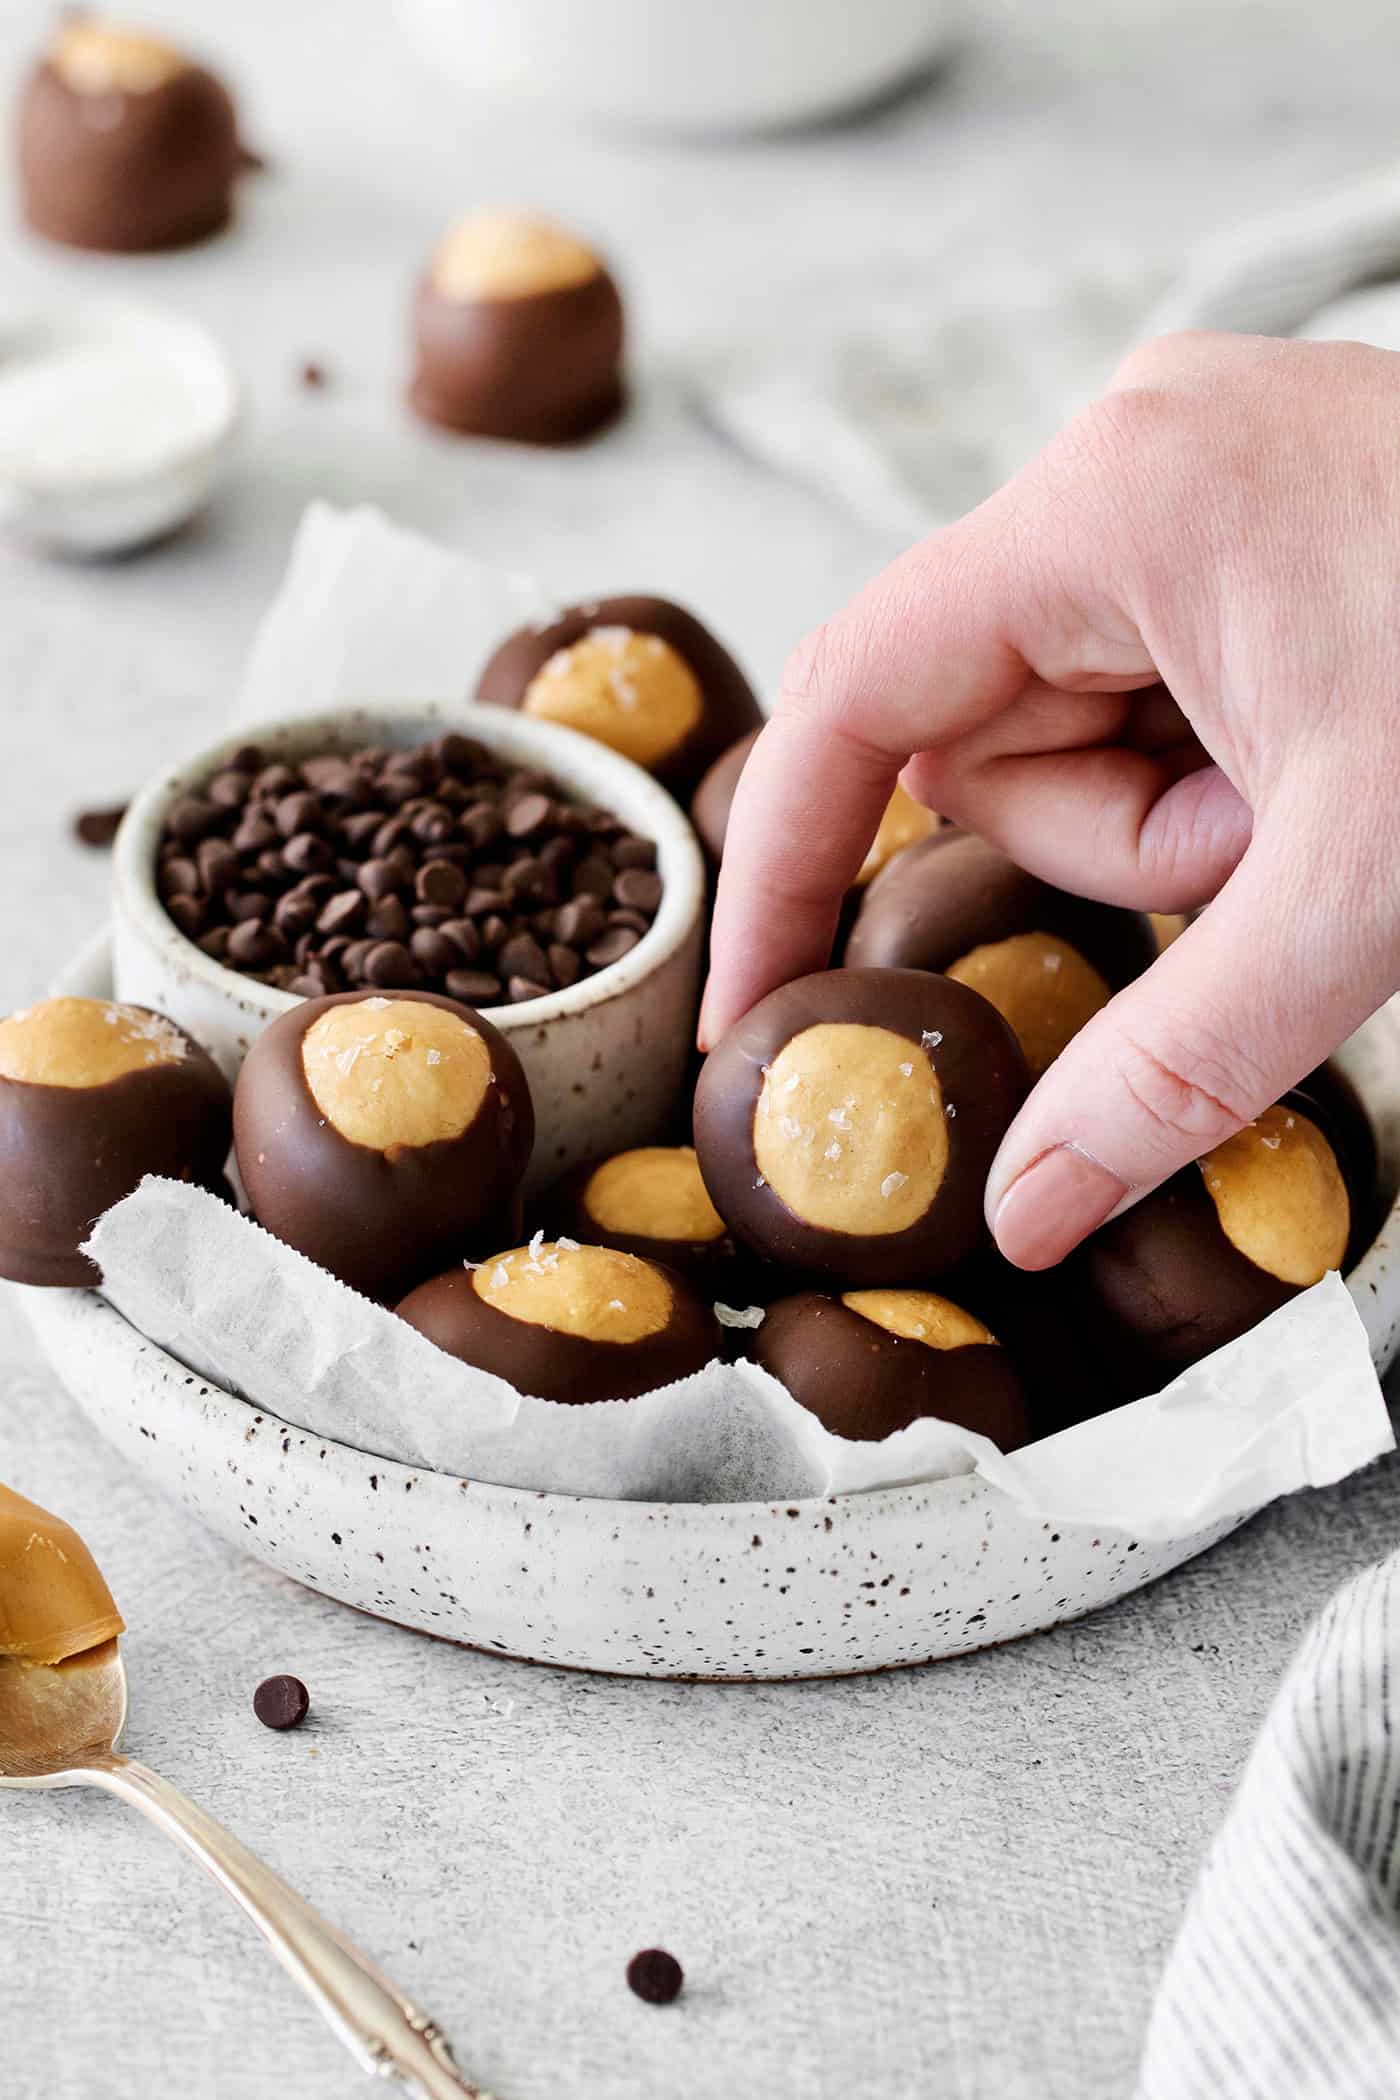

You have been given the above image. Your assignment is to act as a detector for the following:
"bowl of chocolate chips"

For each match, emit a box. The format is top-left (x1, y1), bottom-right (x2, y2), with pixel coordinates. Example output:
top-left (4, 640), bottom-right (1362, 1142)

top-left (110, 700), bottom-right (706, 1186)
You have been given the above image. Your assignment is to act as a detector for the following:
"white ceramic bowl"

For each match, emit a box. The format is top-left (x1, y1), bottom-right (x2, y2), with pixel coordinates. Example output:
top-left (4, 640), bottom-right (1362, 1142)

top-left (396, 0), bottom-right (956, 135)
top-left (0, 301), bottom-right (237, 556)
top-left (20, 945), bottom-right (1400, 1681)
top-left (111, 702), bottom-right (706, 1190)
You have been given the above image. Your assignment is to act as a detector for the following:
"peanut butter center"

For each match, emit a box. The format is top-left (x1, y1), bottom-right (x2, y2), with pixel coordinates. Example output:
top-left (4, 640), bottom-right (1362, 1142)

top-left (946, 932), bottom-right (1110, 1079)
top-left (754, 1023), bottom-right (948, 1238)
top-left (52, 22), bottom-right (186, 94)
top-left (301, 999), bottom-right (492, 1152)
top-left (0, 997), bottom-right (188, 1088)
top-left (854, 785), bottom-right (939, 888)
top-left (430, 211), bottom-right (603, 303)
top-left (0, 1482), bottom-right (125, 1667)
top-left (522, 629), bottom-right (702, 771)
top-left (584, 1146), bottom-right (726, 1245)
top-left (841, 1290), bottom-right (997, 1349)
top-left (1199, 1105), bottom-right (1349, 1286)
top-left (473, 1241), bottom-right (672, 1343)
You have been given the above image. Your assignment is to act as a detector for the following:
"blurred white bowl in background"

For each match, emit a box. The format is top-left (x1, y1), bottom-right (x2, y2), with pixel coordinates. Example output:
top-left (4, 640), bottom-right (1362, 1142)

top-left (0, 301), bottom-right (237, 558)
top-left (397, 0), bottom-right (955, 137)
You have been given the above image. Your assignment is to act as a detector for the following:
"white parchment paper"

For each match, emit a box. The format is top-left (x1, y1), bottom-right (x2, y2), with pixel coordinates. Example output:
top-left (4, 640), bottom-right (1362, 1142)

top-left (86, 1180), bottom-right (1393, 1539)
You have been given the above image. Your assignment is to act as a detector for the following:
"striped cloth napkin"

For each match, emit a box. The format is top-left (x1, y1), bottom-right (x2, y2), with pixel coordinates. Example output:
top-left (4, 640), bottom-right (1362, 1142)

top-left (1137, 1551), bottom-right (1400, 2099)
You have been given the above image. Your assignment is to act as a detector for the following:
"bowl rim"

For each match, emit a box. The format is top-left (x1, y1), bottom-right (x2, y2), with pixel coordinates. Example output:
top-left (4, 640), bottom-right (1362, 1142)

top-left (111, 699), bottom-right (707, 1035)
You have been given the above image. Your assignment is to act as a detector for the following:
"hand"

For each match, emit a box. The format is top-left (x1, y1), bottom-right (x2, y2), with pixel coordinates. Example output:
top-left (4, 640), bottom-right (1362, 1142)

top-left (700, 332), bottom-right (1400, 1269)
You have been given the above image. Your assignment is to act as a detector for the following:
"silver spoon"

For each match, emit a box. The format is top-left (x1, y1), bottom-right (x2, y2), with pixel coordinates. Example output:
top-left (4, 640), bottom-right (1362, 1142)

top-left (0, 1639), bottom-right (493, 2098)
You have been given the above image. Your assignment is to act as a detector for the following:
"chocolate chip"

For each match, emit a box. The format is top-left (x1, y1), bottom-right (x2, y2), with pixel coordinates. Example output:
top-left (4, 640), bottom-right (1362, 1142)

top-left (167, 795), bottom-right (219, 843)
top-left (317, 890), bottom-right (367, 937)
top-left (253, 764), bottom-right (298, 799)
top-left (626, 1950), bottom-right (683, 2005)
top-left (166, 894), bottom-right (205, 938)
top-left (228, 920), bottom-right (287, 970)
top-left (275, 790), bottom-right (322, 839)
top-left (504, 791), bottom-right (553, 839)
top-left (253, 1675), bottom-right (310, 1731)
top-left (411, 928), bottom-right (460, 975)
top-left (556, 897), bottom-right (607, 947)
top-left (508, 976), bottom-right (550, 1003)
top-left (342, 810), bottom-right (387, 849)
top-left (160, 855), bottom-right (201, 899)
top-left (72, 802), bottom-right (129, 847)
top-left (445, 970), bottom-right (502, 1006)
top-left (232, 813), bottom-right (279, 856)
top-left (548, 943), bottom-right (582, 988)
top-left (206, 770), bottom-right (252, 810)
top-left (365, 895), bottom-right (410, 942)
top-left (586, 926), bottom-right (641, 968)
top-left (197, 927), bottom-right (231, 961)
top-left (283, 831), bottom-right (335, 876)
top-left (300, 755), bottom-right (360, 800)
top-left (412, 905), bottom-right (454, 929)
top-left (440, 919), bottom-right (480, 961)
top-left (573, 855), bottom-right (615, 898)
top-left (464, 887), bottom-right (508, 918)
top-left (228, 889), bottom-right (272, 923)
top-left (498, 933), bottom-right (549, 984)
top-left (614, 868), bottom-right (663, 914)
top-left (197, 838), bottom-right (239, 894)
top-left (363, 941), bottom-right (423, 989)
top-left (461, 804), bottom-right (504, 852)
top-left (609, 908), bottom-right (651, 936)
top-left (416, 861), bottom-right (467, 909)
top-left (613, 837), bottom-right (657, 870)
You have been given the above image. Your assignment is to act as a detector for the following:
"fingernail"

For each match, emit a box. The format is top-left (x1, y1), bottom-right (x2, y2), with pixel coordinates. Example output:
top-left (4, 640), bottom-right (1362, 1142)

top-left (992, 1145), bottom-right (1128, 1270)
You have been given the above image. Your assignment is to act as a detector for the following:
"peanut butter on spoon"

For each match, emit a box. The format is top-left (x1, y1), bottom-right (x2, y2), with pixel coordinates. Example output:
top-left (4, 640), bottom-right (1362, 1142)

top-left (0, 1481), bottom-right (124, 1666)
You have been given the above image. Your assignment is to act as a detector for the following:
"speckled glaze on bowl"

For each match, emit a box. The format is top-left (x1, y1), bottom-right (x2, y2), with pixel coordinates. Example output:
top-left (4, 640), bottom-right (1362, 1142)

top-left (110, 702), bottom-right (705, 1191)
top-left (21, 949), bottom-right (1400, 1681)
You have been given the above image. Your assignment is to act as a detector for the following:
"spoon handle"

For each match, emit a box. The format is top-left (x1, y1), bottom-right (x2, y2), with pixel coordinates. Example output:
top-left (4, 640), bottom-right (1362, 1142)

top-left (81, 1753), bottom-right (493, 2099)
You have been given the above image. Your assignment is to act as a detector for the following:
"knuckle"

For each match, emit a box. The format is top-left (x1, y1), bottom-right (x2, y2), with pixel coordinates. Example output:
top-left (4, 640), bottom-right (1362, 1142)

top-left (1113, 1025), bottom-right (1262, 1164)
top-left (777, 620), bottom-right (851, 726)
top-left (1107, 328), bottom-right (1226, 393)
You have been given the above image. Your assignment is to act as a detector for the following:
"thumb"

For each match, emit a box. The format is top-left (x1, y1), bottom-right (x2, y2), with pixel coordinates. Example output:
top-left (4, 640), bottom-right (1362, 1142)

top-left (986, 837), bottom-right (1386, 1269)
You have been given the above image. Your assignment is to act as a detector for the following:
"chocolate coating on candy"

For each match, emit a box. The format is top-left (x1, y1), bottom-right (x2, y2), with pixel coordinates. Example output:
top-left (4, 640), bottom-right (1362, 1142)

top-left (846, 832), bottom-right (1155, 1078)
top-left (0, 997), bottom-right (232, 1288)
top-left (234, 990), bottom-right (533, 1300)
top-left (477, 596), bottom-right (761, 799)
top-left (693, 968), bottom-right (1028, 1286)
top-left (18, 22), bottom-right (240, 253)
top-left (543, 1144), bottom-right (743, 1292)
top-left (1071, 1103), bottom-right (1350, 1394)
top-left (396, 1241), bottom-right (719, 1403)
top-left (409, 210), bottom-right (625, 446)
top-left (690, 727), bottom-right (938, 887)
top-left (756, 1289), bottom-right (1029, 1447)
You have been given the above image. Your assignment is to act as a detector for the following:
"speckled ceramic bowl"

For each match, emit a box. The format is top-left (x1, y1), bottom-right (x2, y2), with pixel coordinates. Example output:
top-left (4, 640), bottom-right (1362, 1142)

top-left (110, 703), bottom-right (705, 1191)
top-left (20, 948), bottom-right (1400, 1681)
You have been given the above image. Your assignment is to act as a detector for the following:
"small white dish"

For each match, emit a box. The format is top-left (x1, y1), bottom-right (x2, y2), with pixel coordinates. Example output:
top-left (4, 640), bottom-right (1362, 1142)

top-left (111, 702), bottom-right (707, 1188)
top-left (19, 947), bottom-right (1400, 1682)
top-left (0, 300), bottom-right (237, 556)
top-left (396, 0), bottom-right (955, 136)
